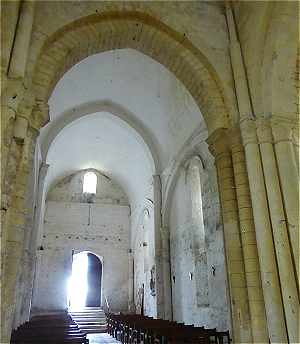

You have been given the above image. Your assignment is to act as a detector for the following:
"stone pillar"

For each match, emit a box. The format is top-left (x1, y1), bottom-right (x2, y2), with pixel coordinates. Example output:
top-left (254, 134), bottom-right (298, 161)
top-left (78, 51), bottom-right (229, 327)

top-left (1, 77), bottom-right (26, 167)
top-left (207, 129), bottom-right (252, 343)
top-left (153, 175), bottom-right (164, 318)
top-left (1, 87), bottom-right (35, 236)
top-left (230, 128), bottom-right (269, 342)
top-left (128, 249), bottom-right (135, 312)
top-left (240, 119), bottom-right (288, 342)
top-left (12, 249), bottom-right (34, 328)
top-left (1, 124), bottom-right (39, 342)
top-left (17, 163), bottom-right (49, 324)
top-left (291, 127), bottom-right (299, 172)
top-left (187, 158), bottom-right (209, 308)
top-left (19, 253), bottom-right (35, 323)
top-left (30, 250), bottom-right (44, 315)
top-left (160, 226), bottom-right (172, 320)
top-left (256, 119), bottom-right (299, 343)
top-left (271, 118), bottom-right (299, 279)
top-left (8, 0), bottom-right (35, 79)
top-left (31, 163), bottom-right (49, 251)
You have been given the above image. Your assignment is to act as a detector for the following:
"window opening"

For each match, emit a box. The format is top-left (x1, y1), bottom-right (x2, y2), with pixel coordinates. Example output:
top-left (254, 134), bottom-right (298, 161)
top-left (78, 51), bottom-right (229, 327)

top-left (83, 171), bottom-right (97, 194)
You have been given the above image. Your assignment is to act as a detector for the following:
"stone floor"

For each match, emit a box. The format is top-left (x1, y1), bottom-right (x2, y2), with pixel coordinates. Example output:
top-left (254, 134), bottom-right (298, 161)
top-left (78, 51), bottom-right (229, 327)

top-left (87, 333), bottom-right (120, 343)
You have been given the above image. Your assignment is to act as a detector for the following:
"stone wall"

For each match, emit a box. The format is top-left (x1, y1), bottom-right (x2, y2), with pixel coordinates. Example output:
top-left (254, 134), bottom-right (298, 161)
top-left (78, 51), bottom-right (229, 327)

top-left (169, 156), bottom-right (230, 331)
top-left (31, 170), bottom-right (130, 313)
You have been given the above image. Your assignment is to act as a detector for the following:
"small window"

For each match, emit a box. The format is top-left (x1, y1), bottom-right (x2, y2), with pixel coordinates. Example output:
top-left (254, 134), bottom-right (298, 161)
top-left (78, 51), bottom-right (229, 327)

top-left (83, 172), bottom-right (97, 194)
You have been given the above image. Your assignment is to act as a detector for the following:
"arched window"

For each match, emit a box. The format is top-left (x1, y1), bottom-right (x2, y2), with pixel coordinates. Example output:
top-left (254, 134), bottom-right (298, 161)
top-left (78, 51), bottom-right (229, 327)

top-left (189, 161), bottom-right (205, 245)
top-left (188, 158), bottom-right (205, 246)
top-left (83, 172), bottom-right (97, 194)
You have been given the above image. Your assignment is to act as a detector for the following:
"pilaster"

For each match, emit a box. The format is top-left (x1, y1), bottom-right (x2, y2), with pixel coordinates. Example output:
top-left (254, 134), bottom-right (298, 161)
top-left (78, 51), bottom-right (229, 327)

top-left (1, 121), bottom-right (39, 343)
top-left (271, 117), bottom-right (299, 280)
top-left (207, 128), bottom-right (252, 343)
top-left (240, 118), bottom-right (288, 343)
top-left (256, 118), bottom-right (299, 343)
top-left (229, 127), bottom-right (269, 343)
top-left (153, 175), bottom-right (164, 319)
top-left (160, 226), bottom-right (172, 320)
top-left (128, 249), bottom-right (135, 313)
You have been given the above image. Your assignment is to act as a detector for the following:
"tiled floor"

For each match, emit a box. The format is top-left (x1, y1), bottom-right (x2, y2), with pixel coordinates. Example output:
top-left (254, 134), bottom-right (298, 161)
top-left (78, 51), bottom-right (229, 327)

top-left (87, 333), bottom-right (120, 343)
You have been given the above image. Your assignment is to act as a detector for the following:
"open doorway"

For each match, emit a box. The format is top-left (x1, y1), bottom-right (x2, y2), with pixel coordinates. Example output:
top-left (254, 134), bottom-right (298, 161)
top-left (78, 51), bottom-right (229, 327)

top-left (68, 251), bottom-right (102, 310)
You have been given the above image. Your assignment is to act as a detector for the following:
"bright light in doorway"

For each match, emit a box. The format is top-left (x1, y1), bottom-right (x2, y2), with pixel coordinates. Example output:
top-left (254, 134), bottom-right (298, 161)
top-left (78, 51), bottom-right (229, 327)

top-left (83, 172), bottom-right (97, 194)
top-left (68, 252), bottom-right (88, 310)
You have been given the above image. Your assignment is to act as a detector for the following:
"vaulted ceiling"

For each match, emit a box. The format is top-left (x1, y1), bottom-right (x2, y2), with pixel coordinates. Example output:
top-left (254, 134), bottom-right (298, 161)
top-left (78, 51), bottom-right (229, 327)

top-left (41, 49), bottom-right (205, 206)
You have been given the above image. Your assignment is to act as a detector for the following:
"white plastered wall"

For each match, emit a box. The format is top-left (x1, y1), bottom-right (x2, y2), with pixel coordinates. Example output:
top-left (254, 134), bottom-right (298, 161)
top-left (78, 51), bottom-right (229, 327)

top-left (31, 171), bottom-right (130, 313)
top-left (167, 141), bottom-right (231, 331)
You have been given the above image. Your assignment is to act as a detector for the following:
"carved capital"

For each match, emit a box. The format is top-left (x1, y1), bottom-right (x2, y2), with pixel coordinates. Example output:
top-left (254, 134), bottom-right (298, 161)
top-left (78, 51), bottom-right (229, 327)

top-left (31, 99), bottom-right (50, 130)
top-left (256, 118), bottom-right (273, 144)
top-left (17, 89), bottom-right (35, 120)
top-left (270, 116), bottom-right (297, 144)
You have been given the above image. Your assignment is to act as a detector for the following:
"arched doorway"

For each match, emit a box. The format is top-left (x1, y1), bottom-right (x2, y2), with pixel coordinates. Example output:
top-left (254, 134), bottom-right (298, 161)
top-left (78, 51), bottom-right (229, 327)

top-left (68, 251), bottom-right (102, 310)
top-left (86, 253), bottom-right (102, 307)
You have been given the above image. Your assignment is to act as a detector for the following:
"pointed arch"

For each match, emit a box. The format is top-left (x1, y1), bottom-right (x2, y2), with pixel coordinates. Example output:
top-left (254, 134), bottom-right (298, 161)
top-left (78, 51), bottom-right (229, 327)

top-left (41, 100), bottom-right (161, 174)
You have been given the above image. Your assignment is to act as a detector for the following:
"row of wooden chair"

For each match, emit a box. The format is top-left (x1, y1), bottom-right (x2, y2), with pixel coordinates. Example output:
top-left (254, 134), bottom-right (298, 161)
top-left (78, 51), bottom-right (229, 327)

top-left (10, 312), bottom-right (89, 344)
top-left (107, 313), bottom-right (231, 344)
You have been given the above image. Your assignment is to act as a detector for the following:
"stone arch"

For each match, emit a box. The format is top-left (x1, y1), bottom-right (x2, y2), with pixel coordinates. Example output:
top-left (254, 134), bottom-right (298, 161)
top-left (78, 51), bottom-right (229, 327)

top-left (163, 153), bottom-right (206, 227)
top-left (45, 168), bottom-right (129, 205)
top-left (41, 100), bottom-right (161, 174)
top-left (162, 125), bottom-right (210, 227)
top-left (261, 2), bottom-right (298, 119)
top-left (31, 11), bottom-right (230, 134)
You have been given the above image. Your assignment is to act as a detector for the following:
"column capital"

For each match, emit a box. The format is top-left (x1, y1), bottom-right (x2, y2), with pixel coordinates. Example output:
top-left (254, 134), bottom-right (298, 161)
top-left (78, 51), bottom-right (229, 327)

top-left (270, 116), bottom-right (298, 144)
top-left (256, 118), bottom-right (273, 144)
top-left (31, 99), bottom-right (50, 130)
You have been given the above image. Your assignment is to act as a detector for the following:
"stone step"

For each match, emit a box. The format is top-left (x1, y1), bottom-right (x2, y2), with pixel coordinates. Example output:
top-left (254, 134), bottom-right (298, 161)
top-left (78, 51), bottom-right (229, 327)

top-left (78, 325), bottom-right (107, 334)
top-left (69, 310), bottom-right (105, 314)
top-left (69, 307), bottom-right (103, 313)
top-left (69, 307), bottom-right (107, 335)
top-left (70, 314), bottom-right (106, 318)
top-left (72, 316), bottom-right (106, 319)
top-left (73, 321), bottom-right (107, 325)
top-left (71, 314), bottom-right (106, 318)
top-left (73, 318), bottom-right (105, 320)
top-left (69, 312), bottom-right (105, 317)
top-left (82, 328), bottom-right (107, 334)
top-left (78, 324), bottom-right (107, 329)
